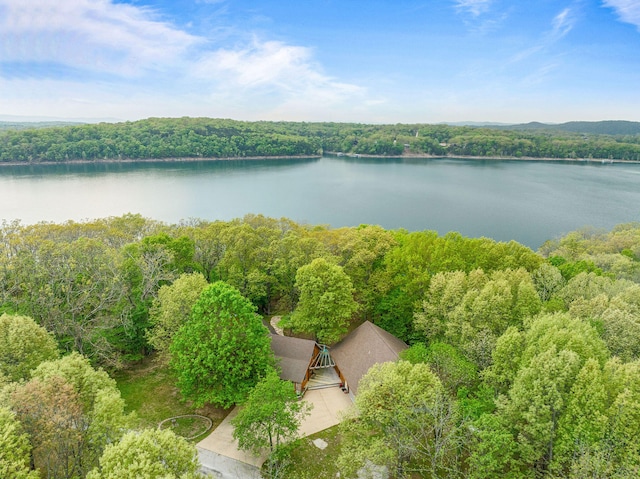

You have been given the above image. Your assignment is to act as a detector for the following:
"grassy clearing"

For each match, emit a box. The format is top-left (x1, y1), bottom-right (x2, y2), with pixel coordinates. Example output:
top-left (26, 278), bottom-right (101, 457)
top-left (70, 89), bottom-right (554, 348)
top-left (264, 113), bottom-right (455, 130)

top-left (159, 415), bottom-right (213, 440)
top-left (279, 425), bottom-right (343, 479)
top-left (113, 354), bottom-right (228, 442)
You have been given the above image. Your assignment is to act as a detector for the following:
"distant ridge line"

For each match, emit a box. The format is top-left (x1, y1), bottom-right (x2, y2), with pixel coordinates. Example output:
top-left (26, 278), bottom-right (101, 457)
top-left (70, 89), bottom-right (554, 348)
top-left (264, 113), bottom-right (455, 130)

top-left (490, 120), bottom-right (640, 136)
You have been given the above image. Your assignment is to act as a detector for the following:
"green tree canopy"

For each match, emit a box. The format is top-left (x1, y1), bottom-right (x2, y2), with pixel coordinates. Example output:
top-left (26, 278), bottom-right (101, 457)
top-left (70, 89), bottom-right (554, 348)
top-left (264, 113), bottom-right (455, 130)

top-left (170, 281), bottom-right (274, 408)
top-left (232, 368), bottom-right (311, 455)
top-left (12, 353), bottom-right (132, 478)
top-left (339, 361), bottom-right (463, 478)
top-left (474, 313), bottom-right (614, 478)
top-left (146, 272), bottom-right (208, 361)
top-left (0, 313), bottom-right (59, 382)
top-left (86, 428), bottom-right (203, 479)
top-left (0, 407), bottom-right (39, 479)
top-left (289, 258), bottom-right (358, 344)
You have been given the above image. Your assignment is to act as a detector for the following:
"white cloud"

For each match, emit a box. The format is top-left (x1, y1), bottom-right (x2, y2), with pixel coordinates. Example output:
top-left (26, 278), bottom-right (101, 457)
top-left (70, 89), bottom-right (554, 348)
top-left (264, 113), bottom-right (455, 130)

top-left (196, 40), bottom-right (314, 88)
top-left (453, 0), bottom-right (506, 35)
top-left (194, 39), bottom-right (363, 105)
top-left (454, 0), bottom-right (493, 17)
top-left (551, 8), bottom-right (576, 40)
top-left (510, 7), bottom-right (576, 63)
top-left (0, 1), bottom-right (367, 120)
top-left (520, 62), bottom-right (561, 87)
top-left (0, 0), bottom-right (201, 76)
top-left (603, 0), bottom-right (640, 29)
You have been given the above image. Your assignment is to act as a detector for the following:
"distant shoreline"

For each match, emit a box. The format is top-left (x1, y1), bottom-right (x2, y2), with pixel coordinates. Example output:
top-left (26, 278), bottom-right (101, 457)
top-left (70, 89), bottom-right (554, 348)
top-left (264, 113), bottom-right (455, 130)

top-left (1, 152), bottom-right (639, 167)
top-left (0, 155), bottom-right (322, 167)
top-left (325, 152), bottom-right (640, 164)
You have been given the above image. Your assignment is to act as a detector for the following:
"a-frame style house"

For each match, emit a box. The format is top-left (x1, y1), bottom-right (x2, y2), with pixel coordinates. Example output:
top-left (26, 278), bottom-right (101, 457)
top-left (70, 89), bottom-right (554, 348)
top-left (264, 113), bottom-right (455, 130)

top-left (270, 321), bottom-right (408, 397)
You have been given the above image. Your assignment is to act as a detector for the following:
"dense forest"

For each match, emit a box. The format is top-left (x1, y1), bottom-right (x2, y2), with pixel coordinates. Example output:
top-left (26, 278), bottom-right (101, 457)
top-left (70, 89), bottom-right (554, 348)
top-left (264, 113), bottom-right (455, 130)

top-left (1, 215), bottom-right (640, 478)
top-left (497, 120), bottom-right (640, 136)
top-left (2, 117), bottom-right (640, 163)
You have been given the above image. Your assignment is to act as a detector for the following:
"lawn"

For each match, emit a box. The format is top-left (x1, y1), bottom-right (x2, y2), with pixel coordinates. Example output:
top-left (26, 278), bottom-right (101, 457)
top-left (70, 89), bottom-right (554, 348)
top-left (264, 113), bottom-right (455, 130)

top-left (280, 425), bottom-right (343, 479)
top-left (113, 354), bottom-right (228, 442)
top-left (115, 357), bottom-right (349, 474)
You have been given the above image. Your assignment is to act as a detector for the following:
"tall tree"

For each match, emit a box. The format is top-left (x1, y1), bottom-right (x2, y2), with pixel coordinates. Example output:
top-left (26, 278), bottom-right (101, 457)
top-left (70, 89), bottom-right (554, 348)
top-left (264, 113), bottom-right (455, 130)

top-left (338, 361), bottom-right (464, 478)
top-left (11, 376), bottom-right (86, 479)
top-left (232, 369), bottom-right (311, 455)
top-left (503, 347), bottom-right (582, 474)
top-left (7, 236), bottom-right (128, 366)
top-left (532, 263), bottom-right (564, 302)
top-left (12, 353), bottom-right (132, 479)
top-left (469, 413), bottom-right (526, 479)
top-left (146, 272), bottom-right (208, 362)
top-left (289, 258), bottom-right (358, 344)
top-left (86, 429), bottom-right (203, 479)
top-left (170, 281), bottom-right (274, 408)
top-left (0, 313), bottom-right (59, 382)
top-left (476, 313), bottom-right (612, 478)
top-left (0, 407), bottom-right (39, 479)
top-left (552, 358), bottom-right (608, 475)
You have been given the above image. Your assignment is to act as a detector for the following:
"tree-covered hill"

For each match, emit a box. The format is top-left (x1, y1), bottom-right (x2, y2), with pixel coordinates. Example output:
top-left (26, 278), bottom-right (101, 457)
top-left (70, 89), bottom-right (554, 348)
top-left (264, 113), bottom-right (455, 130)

top-left (0, 121), bottom-right (84, 131)
top-left (1, 117), bottom-right (640, 163)
top-left (497, 120), bottom-right (640, 136)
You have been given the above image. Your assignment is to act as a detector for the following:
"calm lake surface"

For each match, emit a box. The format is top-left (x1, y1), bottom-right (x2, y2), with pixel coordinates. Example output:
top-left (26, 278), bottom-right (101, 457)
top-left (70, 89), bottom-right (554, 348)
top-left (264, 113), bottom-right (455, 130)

top-left (1, 156), bottom-right (639, 249)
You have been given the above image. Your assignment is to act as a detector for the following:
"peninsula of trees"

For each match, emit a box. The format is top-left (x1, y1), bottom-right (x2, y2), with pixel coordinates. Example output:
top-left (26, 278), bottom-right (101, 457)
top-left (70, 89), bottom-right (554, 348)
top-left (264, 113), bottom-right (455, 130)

top-left (2, 117), bottom-right (640, 163)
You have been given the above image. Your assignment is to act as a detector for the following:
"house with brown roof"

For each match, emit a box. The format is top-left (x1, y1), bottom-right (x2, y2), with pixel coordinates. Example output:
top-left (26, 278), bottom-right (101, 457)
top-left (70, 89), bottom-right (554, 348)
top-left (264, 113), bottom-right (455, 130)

top-left (270, 334), bottom-right (319, 394)
top-left (270, 321), bottom-right (408, 397)
top-left (330, 321), bottom-right (408, 395)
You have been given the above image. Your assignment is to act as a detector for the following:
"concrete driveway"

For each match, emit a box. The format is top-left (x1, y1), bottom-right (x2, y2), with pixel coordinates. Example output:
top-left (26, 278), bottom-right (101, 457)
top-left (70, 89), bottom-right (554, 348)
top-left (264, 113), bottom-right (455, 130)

top-left (197, 446), bottom-right (262, 479)
top-left (299, 386), bottom-right (353, 436)
top-left (198, 407), bottom-right (266, 467)
top-left (197, 386), bottom-right (353, 476)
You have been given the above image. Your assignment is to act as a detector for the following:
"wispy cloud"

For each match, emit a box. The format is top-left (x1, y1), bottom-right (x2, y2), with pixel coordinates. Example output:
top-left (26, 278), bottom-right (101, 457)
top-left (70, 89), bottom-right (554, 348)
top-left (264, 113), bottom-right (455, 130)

top-left (520, 62), bottom-right (562, 87)
top-left (454, 0), bottom-right (493, 17)
top-left (453, 0), bottom-right (507, 35)
top-left (0, 0), bottom-right (201, 76)
top-left (0, 0), bottom-right (364, 117)
top-left (603, 0), bottom-right (640, 30)
top-left (551, 7), bottom-right (576, 40)
top-left (195, 40), bottom-right (360, 95)
top-left (510, 7), bottom-right (577, 62)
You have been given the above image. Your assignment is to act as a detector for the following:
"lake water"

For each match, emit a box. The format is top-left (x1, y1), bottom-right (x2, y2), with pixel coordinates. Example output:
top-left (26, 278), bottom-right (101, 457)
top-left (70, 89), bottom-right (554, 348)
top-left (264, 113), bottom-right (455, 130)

top-left (1, 156), bottom-right (639, 249)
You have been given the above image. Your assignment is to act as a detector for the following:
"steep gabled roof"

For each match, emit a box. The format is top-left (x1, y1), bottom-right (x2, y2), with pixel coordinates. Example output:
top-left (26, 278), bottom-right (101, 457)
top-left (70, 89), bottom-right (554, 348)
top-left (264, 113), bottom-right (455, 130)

top-left (330, 321), bottom-right (408, 395)
top-left (270, 334), bottom-right (317, 384)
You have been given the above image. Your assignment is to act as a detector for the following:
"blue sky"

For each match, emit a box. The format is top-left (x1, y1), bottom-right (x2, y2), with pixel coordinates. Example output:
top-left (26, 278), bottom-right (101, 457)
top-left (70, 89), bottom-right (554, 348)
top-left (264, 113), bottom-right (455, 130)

top-left (0, 0), bottom-right (639, 123)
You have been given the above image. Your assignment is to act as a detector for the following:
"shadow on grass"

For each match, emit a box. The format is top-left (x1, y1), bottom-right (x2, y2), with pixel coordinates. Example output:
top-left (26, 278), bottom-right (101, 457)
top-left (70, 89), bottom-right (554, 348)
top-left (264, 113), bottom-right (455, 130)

top-left (274, 425), bottom-right (343, 479)
top-left (113, 354), bottom-right (229, 443)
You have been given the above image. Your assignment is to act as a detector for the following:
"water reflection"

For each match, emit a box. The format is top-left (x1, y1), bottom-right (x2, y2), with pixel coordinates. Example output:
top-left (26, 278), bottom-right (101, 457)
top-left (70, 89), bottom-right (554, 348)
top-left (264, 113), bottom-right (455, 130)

top-left (0, 156), bottom-right (638, 249)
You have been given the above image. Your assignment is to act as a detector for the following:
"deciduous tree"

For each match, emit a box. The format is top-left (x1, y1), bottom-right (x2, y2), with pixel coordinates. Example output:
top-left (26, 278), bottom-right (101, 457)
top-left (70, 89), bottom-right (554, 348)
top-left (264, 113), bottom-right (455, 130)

top-left (232, 369), bottom-right (310, 455)
top-left (0, 407), bottom-right (38, 479)
top-left (170, 281), bottom-right (274, 408)
top-left (289, 258), bottom-right (358, 344)
top-left (146, 272), bottom-right (208, 361)
top-left (11, 376), bottom-right (85, 479)
top-left (338, 361), bottom-right (464, 478)
top-left (86, 428), bottom-right (203, 479)
top-left (0, 313), bottom-right (59, 382)
top-left (12, 353), bottom-right (132, 478)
